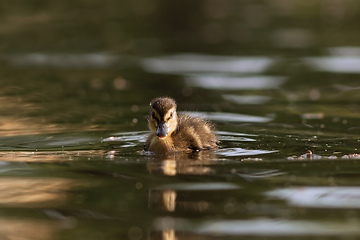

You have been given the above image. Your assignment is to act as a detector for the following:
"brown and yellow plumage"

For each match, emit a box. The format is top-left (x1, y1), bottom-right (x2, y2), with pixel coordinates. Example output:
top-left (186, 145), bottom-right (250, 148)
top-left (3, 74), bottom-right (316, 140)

top-left (144, 97), bottom-right (218, 153)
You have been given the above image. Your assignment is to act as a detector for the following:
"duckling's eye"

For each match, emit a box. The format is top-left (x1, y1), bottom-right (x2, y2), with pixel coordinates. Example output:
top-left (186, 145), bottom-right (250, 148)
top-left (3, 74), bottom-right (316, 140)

top-left (166, 112), bottom-right (174, 121)
top-left (152, 112), bottom-right (159, 122)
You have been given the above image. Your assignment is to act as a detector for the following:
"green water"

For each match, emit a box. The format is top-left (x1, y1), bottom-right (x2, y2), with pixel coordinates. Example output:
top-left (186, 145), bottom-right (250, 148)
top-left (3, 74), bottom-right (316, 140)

top-left (1, 1), bottom-right (360, 239)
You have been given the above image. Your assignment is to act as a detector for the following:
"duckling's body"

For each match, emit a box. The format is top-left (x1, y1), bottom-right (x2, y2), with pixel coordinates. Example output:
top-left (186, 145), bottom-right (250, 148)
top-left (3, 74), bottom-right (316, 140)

top-left (144, 97), bottom-right (217, 153)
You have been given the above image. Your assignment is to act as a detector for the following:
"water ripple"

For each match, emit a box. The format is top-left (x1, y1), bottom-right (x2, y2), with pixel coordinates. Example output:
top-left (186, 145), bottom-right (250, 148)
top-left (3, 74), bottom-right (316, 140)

top-left (216, 148), bottom-right (277, 157)
top-left (156, 182), bottom-right (241, 191)
top-left (102, 131), bottom-right (148, 145)
top-left (186, 75), bottom-right (286, 90)
top-left (304, 56), bottom-right (360, 73)
top-left (266, 187), bottom-right (360, 208)
top-left (223, 94), bottom-right (271, 105)
top-left (153, 218), bottom-right (360, 236)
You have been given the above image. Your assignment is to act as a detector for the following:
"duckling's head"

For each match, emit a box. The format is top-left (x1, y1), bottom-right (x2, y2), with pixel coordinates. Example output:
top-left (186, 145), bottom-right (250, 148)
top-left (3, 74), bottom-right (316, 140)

top-left (149, 97), bottom-right (178, 138)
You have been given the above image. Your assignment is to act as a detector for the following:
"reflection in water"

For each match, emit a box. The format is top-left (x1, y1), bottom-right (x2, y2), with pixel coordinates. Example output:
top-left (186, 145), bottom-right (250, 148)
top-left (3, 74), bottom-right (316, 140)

top-left (147, 158), bottom-right (214, 176)
top-left (141, 54), bottom-right (273, 74)
top-left (150, 190), bottom-right (177, 212)
top-left (2, 0), bottom-right (360, 239)
top-left (146, 152), bottom-right (216, 176)
top-left (161, 229), bottom-right (177, 240)
top-left (0, 96), bottom-right (63, 136)
top-left (149, 182), bottom-right (240, 237)
top-left (148, 159), bottom-right (181, 176)
top-left (0, 177), bottom-right (94, 208)
top-left (148, 152), bottom-right (240, 224)
top-left (149, 228), bottom-right (183, 240)
top-left (0, 150), bottom-right (107, 162)
top-left (162, 190), bottom-right (177, 212)
top-left (149, 154), bottom-right (241, 213)
top-left (185, 75), bottom-right (286, 90)
top-left (266, 187), bottom-right (360, 208)
top-left (0, 116), bottom-right (60, 136)
top-left (0, 96), bottom-right (102, 137)
top-left (0, 219), bottom-right (57, 240)
top-left (149, 188), bottom-right (212, 214)
top-left (0, 177), bottom-right (93, 239)
top-left (0, 177), bottom-right (94, 239)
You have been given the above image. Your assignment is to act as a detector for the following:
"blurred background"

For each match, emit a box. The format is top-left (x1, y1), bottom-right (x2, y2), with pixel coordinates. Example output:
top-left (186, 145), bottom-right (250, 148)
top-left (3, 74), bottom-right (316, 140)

top-left (1, 0), bottom-right (360, 134)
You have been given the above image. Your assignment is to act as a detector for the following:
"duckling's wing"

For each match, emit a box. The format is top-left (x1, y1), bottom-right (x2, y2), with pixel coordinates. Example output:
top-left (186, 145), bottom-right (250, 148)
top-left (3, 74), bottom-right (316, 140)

top-left (175, 114), bottom-right (218, 151)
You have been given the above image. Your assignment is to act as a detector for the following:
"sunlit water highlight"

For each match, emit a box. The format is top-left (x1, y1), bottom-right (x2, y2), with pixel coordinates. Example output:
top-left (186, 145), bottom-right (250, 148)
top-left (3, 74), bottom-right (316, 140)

top-left (184, 111), bottom-right (273, 123)
top-left (185, 75), bottom-right (286, 90)
top-left (267, 187), bottom-right (360, 208)
top-left (141, 54), bottom-right (274, 74)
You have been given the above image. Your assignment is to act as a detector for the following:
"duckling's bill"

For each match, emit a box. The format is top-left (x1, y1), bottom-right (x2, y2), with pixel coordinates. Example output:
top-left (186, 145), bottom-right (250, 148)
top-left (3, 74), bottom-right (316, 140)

top-left (156, 122), bottom-right (168, 138)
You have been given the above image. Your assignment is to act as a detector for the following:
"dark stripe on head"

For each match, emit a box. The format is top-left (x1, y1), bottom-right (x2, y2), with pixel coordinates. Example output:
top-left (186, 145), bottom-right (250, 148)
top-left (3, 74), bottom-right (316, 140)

top-left (150, 97), bottom-right (177, 120)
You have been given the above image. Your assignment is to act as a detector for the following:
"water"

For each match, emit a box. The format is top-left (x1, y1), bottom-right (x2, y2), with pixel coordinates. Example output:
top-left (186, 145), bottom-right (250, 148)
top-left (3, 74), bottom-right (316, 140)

top-left (1, 1), bottom-right (360, 239)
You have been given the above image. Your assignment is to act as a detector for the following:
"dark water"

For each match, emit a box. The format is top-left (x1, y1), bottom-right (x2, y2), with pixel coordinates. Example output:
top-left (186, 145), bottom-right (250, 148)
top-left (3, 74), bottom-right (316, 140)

top-left (1, 1), bottom-right (360, 239)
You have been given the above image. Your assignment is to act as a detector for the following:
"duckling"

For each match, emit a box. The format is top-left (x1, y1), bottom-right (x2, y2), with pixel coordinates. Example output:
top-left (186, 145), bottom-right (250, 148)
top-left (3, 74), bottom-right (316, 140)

top-left (144, 97), bottom-right (218, 153)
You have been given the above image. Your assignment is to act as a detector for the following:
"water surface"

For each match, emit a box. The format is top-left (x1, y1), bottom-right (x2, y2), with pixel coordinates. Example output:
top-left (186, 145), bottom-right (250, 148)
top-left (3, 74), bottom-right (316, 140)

top-left (1, 1), bottom-right (360, 240)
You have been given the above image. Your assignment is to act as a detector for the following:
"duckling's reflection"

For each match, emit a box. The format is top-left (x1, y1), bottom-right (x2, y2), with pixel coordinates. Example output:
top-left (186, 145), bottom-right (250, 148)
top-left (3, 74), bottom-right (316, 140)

top-left (162, 229), bottom-right (177, 240)
top-left (148, 151), bottom-right (216, 214)
top-left (146, 150), bottom-right (217, 176)
top-left (150, 188), bottom-right (211, 213)
top-left (148, 184), bottom-right (227, 240)
top-left (147, 152), bottom-right (235, 240)
top-left (149, 228), bottom-right (209, 240)
top-left (148, 152), bottom-right (219, 213)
